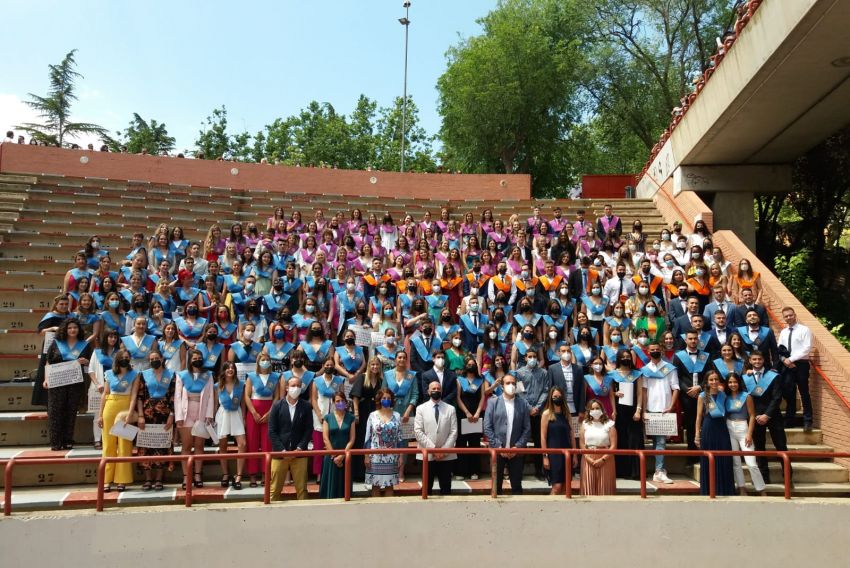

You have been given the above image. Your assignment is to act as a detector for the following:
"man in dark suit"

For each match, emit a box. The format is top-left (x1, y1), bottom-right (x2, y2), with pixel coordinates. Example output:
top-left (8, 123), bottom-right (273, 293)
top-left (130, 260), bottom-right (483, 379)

top-left (408, 318), bottom-right (442, 388)
top-left (548, 344), bottom-right (586, 421)
top-left (737, 309), bottom-right (779, 368)
top-left (268, 376), bottom-right (314, 500)
top-left (707, 310), bottom-right (731, 358)
top-left (732, 287), bottom-right (768, 328)
top-left (667, 284), bottom-right (691, 327)
top-left (746, 351), bottom-right (791, 485)
top-left (418, 351), bottom-right (457, 406)
top-left (703, 285), bottom-right (736, 327)
top-left (675, 312), bottom-right (718, 353)
top-left (671, 297), bottom-right (704, 340)
top-left (483, 374), bottom-right (531, 495)
top-left (568, 256), bottom-right (600, 301)
top-left (458, 295), bottom-right (488, 353)
top-left (672, 330), bottom-right (711, 460)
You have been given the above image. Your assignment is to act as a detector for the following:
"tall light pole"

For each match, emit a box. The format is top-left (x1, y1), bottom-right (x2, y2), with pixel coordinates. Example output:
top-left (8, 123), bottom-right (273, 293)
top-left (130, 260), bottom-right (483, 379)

top-left (399, 1), bottom-right (411, 172)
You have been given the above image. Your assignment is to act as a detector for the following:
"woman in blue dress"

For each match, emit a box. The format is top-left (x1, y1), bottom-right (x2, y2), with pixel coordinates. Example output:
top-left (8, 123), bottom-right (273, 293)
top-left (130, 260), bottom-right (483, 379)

top-left (695, 370), bottom-right (735, 496)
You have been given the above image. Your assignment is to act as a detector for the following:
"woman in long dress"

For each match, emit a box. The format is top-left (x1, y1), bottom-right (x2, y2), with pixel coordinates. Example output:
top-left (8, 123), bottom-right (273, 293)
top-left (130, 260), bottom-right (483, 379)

top-left (695, 370), bottom-right (735, 496)
top-left (364, 388), bottom-right (402, 497)
top-left (319, 391), bottom-right (356, 499)
top-left (579, 399), bottom-right (618, 496)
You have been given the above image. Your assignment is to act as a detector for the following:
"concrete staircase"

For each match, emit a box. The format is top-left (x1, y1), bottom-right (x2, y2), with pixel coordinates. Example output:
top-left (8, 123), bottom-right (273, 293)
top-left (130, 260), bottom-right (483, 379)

top-left (0, 172), bottom-right (848, 508)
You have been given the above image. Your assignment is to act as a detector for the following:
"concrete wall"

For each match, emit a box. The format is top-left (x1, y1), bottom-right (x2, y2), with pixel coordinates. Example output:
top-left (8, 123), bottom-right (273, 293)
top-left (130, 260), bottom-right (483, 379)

top-left (0, 144), bottom-right (532, 200)
top-left (2, 498), bottom-right (849, 567)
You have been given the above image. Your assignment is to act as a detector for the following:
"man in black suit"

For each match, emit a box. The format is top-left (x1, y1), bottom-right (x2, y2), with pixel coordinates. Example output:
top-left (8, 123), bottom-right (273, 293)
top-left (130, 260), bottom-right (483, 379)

top-left (732, 287), bottom-right (768, 328)
top-left (707, 310), bottom-right (731, 357)
top-left (667, 284), bottom-right (691, 327)
top-left (268, 376), bottom-right (314, 500)
top-left (746, 351), bottom-right (791, 485)
top-left (671, 297), bottom-right (703, 340)
top-left (675, 312), bottom-right (718, 353)
top-left (419, 351), bottom-right (458, 406)
top-left (547, 344), bottom-right (586, 421)
top-left (672, 330), bottom-right (711, 460)
top-left (737, 309), bottom-right (779, 368)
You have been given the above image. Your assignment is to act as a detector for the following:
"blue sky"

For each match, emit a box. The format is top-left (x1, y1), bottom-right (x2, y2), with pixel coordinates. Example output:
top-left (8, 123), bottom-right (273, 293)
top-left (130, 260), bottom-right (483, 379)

top-left (1, 0), bottom-right (497, 150)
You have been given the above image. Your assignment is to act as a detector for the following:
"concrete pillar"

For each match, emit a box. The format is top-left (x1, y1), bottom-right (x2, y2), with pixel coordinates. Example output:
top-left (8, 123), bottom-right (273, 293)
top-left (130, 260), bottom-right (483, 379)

top-left (710, 191), bottom-right (756, 250)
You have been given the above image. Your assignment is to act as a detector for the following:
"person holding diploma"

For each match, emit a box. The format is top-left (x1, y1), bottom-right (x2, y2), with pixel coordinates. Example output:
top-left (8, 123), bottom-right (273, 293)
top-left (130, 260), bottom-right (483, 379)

top-left (44, 317), bottom-right (91, 451)
top-left (132, 350), bottom-right (175, 491)
top-left (640, 343), bottom-right (679, 485)
top-left (454, 357), bottom-right (485, 481)
top-left (695, 370), bottom-right (735, 495)
top-left (97, 348), bottom-right (138, 491)
top-left (215, 362), bottom-right (247, 490)
top-left (610, 352), bottom-right (644, 480)
top-left (32, 294), bottom-right (71, 408)
top-left (175, 349), bottom-right (215, 489)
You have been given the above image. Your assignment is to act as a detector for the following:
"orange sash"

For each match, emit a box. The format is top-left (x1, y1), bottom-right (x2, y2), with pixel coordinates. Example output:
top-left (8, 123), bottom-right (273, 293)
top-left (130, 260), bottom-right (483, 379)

top-left (491, 275), bottom-right (513, 292)
top-left (538, 274), bottom-right (563, 291)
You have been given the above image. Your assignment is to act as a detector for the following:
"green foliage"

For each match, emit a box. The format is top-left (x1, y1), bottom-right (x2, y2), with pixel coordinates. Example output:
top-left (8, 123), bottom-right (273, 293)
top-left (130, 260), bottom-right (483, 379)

top-left (104, 113), bottom-right (175, 155)
top-left (773, 249), bottom-right (818, 308)
top-left (15, 49), bottom-right (107, 147)
top-left (195, 106), bottom-right (233, 160)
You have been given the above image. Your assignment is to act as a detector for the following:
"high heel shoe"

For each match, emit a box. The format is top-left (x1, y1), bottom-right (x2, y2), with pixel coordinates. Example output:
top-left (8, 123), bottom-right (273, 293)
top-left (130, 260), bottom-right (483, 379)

top-left (193, 473), bottom-right (203, 488)
top-left (232, 475), bottom-right (243, 490)
top-left (220, 475), bottom-right (230, 487)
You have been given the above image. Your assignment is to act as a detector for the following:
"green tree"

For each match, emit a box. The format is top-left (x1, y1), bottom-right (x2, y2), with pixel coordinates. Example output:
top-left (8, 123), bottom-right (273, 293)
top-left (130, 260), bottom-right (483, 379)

top-left (104, 113), bottom-right (175, 155)
top-left (16, 49), bottom-right (107, 147)
top-left (348, 95), bottom-right (379, 169)
top-left (195, 106), bottom-right (232, 159)
top-left (375, 96), bottom-right (435, 172)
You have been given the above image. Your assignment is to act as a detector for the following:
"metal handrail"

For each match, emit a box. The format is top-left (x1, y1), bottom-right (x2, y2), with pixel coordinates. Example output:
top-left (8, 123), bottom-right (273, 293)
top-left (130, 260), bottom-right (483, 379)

top-left (4, 447), bottom-right (837, 516)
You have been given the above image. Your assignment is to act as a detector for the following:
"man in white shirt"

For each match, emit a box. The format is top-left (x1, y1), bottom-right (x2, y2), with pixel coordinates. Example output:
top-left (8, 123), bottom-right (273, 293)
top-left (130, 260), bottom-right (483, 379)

top-left (640, 343), bottom-right (679, 484)
top-left (414, 381), bottom-right (458, 495)
top-left (3, 131), bottom-right (13, 144)
top-left (777, 307), bottom-right (813, 431)
top-left (483, 374), bottom-right (531, 495)
top-left (603, 262), bottom-right (635, 304)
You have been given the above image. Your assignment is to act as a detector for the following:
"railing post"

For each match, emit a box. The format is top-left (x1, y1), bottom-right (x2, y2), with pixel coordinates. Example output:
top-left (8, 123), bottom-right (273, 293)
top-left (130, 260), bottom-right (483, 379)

top-left (96, 458), bottom-right (106, 512)
top-left (563, 450), bottom-right (572, 499)
top-left (185, 456), bottom-right (194, 508)
top-left (263, 453), bottom-right (272, 505)
top-left (780, 452), bottom-right (792, 500)
top-left (638, 451), bottom-right (647, 499)
top-left (421, 449), bottom-right (429, 500)
top-left (708, 452), bottom-right (716, 499)
top-left (489, 449), bottom-right (497, 498)
top-left (4, 459), bottom-right (14, 516)
top-left (344, 450), bottom-right (352, 502)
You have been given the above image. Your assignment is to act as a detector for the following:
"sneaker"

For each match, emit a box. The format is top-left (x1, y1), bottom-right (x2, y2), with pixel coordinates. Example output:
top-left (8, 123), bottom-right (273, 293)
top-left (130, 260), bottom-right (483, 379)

top-left (653, 470), bottom-right (674, 484)
top-left (470, 474), bottom-right (479, 481)
top-left (454, 475), bottom-right (465, 481)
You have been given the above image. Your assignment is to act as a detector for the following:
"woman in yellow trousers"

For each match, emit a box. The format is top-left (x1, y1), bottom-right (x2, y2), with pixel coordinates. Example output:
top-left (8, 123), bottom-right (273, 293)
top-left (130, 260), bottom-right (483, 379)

top-left (97, 349), bottom-right (141, 491)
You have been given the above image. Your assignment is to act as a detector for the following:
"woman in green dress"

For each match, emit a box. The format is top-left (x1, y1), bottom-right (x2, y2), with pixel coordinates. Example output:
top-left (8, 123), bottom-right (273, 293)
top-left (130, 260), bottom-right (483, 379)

top-left (632, 299), bottom-right (666, 345)
top-left (445, 330), bottom-right (469, 373)
top-left (319, 390), bottom-right (356, 499)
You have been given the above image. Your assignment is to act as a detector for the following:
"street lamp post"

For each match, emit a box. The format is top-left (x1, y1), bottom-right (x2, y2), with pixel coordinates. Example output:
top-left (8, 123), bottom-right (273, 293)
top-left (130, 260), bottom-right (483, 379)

top-left (399, 1), bottom-right (411, 173)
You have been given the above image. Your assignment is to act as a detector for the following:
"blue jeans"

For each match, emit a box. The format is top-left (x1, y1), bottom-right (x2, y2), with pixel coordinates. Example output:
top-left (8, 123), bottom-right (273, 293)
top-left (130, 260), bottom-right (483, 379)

top-left (652, 435), bottom-right (666, 472)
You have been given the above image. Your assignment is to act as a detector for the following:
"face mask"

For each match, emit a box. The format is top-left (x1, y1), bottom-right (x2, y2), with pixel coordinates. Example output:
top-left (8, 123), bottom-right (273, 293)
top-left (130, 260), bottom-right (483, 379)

top-left (245, 283), bottom-right (254, 292)
top-left (470, 287), bottom-right (479, 295)
top-left (288, 386), bottom-right (301, 399)
top-left (522, 331), bottom-right (534, 340)
top-left (305, 305), bottom-right (315, 314)
top-left (344, 337), bottom-right (355, 346)
top-left (433, 358), bottom-right (445, 370)
top-left (551, 397), bottom-right (563, 405)
top-left (592, 364), bottom-right (603, 373)
top-left (383, 309), bottom-right (394, 317)
top-left (591, 287), bottom-right (601, 295)
top-left (150, 359), bottom-right (162, 369)
top-left (191, 359), bottom-right (204, 369)
top-left (695, 268), bottom-right (705, 276)
top-left (638, 287), bottom-right (649, 295)
top-left (580, 333), bottom-right (591, 341)
top-left (422, 327), bottom-right (432, 336)
top-left (324, 367), bottom-right (334, 376)
top-left (380, 398), bottom-right (393, 408)
top-left (526, 358), bottom-right (538, 368)
top-left (273, 329), bottom-right (285, 340)
top-left (665, 260), bottom-right (675, 268)
top-left (677, 243), bottom-right (686, 250)
top-left (653, 244), bottom-right (661, 251)
top-left (741, 263), bottom-right (750, 271)
top-left (504, 384), bottom-right (516, 396)
top-left (430, 391), bottom-right (442, 401)
top-left (495, 314), bottom-right (505, 323)
top-left (560, 352), bottom-right (571, 363)
top-left (465, 365), bottom-right (476, 373)
top-left (385, 336), bottom-right (396, 345)
top-left (469, 303), bottom-right (480, 313)
top-left (91, 241), bottom-right (100, 249)
top-left (649, 351), bottom-right (662, 359)
top-left (334, 401), bottom-right (347, 411)
top-left (593, 258), bottom-right (602, 268)
top-left (498, 267), bottom-right (507, 275)
top-left (259, 360), bottom-right (271, 370)
top-left (133, 301), bottom-right (145, 309)
top-left (207, 331), bottom-right (219, 340)
top-left (452, 338), bottom-right (462, 347)
top-left (662, 234), bottom-right (671, 241)
top-left (489, 332), bottom-right (498, 343)
top-left (432, 285), bottom-right (441, 294)
top-left (440, 314), bottom-right (452, 323)
top-left (646, 307), bottom-right (656, 315)
top-left (187, 307), bottom-right (200, 317)
top-left (590, 409), bottom-right (603, 420)
top-left (521, 271), bottom-right (529, 279)
top-left (117, 359), bottom-right (130, 369)
top-left (618, 359), bottom-right (632, 368)
top-left (692, 253), bottom-right (701, 260)
top-left (108, 300), bottom-right (120, 309)
top-left (281, 314), bottom-right (293, 323)
top-left (243, 330), bottom-right (254, 340)
top-left (346, 283), bottom-right (355, 292)
top-left (628, 245), bottom-right (636, 252)
top-left (638, 337), bottom-right (649, 346)
top-left (356, 307), bottom-right (367, 316)
top-left (559, 287), bottom-right (568, 295)
top-left (274, 283), bottom-right (283, 291)
top-left (526, 289), bottom-right (535, 297)
top-left (546, 330), bottom-right (557, 340)
top-left (611, 335), bottom-right (621, 343)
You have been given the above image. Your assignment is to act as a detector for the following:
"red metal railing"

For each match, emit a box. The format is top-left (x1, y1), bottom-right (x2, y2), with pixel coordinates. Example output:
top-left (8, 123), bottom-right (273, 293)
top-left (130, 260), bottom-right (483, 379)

top-left (4, 447), bottom-right (839, 516)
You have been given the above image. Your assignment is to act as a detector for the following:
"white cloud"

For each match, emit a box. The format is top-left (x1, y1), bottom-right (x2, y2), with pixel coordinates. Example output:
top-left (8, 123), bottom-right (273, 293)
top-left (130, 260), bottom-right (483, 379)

top-left (0, 92), bottom-right (109, 148)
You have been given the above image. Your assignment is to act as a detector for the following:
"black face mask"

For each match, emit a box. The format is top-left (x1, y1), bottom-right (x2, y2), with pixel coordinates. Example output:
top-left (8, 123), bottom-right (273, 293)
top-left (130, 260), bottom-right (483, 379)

top-left (344, 337), bottom-right (355, 346)
top-left (191, 359), bottom-right (204, 369)
top-left (207, 333), bottom-right (218, 341)
top-left (430, 391), bottom-right (442, 401)
top-left (292, 359), bottom-right (304, 368)
top-left (310, 329), bottom-right (324, 339)
top-left (186, 308), bottom-right (199, 317)
top-left (551, 397), bottom-right (563, 405)
top-left (465, 365), bottom-right (476, 373)
top-left (281, 314), bottom-right (293, 323)
top-left (495, 314), bottom-right (505, 324)
top-left (150, 359), bottom-right (162, 369)
top-left (580, 333), bottom-right (591, 341)
top-left (441, 315), bottom-right (451, 323)
top-left (117, 359), bottom-right (130, 369)
top-left (649, 351), bottom-right (662, 360)
top-left (422, 327), bottom-right (433, 335)
top-left (273, 283), bottom-right (283, 291)
top-left (356, 307), bottom-right (367, 316)
top-left (133, 301), bottom-right (145, 309)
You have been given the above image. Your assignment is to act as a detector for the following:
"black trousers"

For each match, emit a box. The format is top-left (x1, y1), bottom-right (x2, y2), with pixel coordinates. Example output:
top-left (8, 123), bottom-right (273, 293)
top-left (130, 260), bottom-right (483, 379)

top-left (680, 393), bottom-right (698, 452)
top-left (47, 383), bottom-right (84, 448)
top-left (426, 459), bottom-right (453, 495)
top-left (495, 454), bottom-right (525, 495)
top-left (455, 433), bottom-right (482, 477)
top-left (752, 415), bottom-right (791, 484)
top-left (782, 361), bottom-right (812, 424)
top-left (529, 414), bottom-right (543, 475)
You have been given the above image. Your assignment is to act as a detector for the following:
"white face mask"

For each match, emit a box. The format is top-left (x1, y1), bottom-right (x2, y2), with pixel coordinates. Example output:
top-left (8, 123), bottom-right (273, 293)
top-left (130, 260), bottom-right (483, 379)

top-left (470, 287), bottom-right (479, 296)
top-left (590, 409), bottom-right (603, 420)
top-left (559, 287), bottom-right (568, 295)
top-left (288, 386), bottom-right (301, 399)
top-left (548, 330), bottom-right (558, 340)
top-left (504, 384), bottom-right (516, 396)
top-left (451, 338), bottom-right (462, 347)
top-left (243, 330), bottom-right (254, 340)
top-left (489, 331), bottom-right (498, 340)
top-left (346, 282), bottom-right (355, 291)
top-left (560, 352), bottom-right (571, 363)
top-left (432, 285), bottom-right (441, 294)
top-left (638, 337), bottom-right (649, 346)
top-left (433, 358), bottom-right (445, 370)
top-left (592, 364), bottom-right (603, 373)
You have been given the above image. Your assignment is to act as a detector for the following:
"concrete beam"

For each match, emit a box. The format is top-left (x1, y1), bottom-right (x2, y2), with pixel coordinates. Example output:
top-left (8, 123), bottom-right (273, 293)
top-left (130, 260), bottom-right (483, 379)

top-left (673, 165), bottom-right (792, 195)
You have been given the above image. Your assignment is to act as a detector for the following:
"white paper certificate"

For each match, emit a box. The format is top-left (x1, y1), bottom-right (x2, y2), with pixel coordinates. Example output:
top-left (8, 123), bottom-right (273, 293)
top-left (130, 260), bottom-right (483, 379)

top-left (45, 360), bottom-right (84, 388)
top-left (617, 382), bottom-right (635, 406)
top-left (400, 419), bottom-right (415, 440)
top-left (235, 363), bottom-right (253, 382)
top-left (42, 331), bottom-right (56, 355)
top-left (135, 424), bottom-right (173, 448)
top-left (109, 421), bottom-right (139, 441)
top-left (460, 418), bottom-right (484, 435)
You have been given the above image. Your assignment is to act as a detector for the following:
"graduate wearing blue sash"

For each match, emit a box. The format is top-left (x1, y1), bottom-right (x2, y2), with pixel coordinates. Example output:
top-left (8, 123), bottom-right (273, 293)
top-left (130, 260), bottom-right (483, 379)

top-left (266, 339), bottom-right (295, 373)
top-left (696, 376), bottom-right (735, 496)
top-left (230, 340), bottom-right (263, 364)
top-left (299, 339), bottom-right (333, 372)
top-left (197, 341), bottom-right (224, 370)
top-left (174, 315), bottom-right (207, 340)
top-left (571, 343), bottom-right (596, 369)
top-left (122, 332), bottom-right (157, 368)
top-left (459, 309), bottom-right (488, 352)
top-left (142, 367), bottom-right (175, 399)
top-left (101, 359), bottom-right (138, 488)
top-left (436, 323), bottom-right (461, 345)
top-left (712, 357), bottom-right (743, 380)
top-left (408, 330), bottom-right (441, 374)
top-left (610, 360), bottom-right (644, 479)
top-left (136, 356), bottom-right (176, 486)
top-left (158, 337), bottom-right (184, 372)
top-left (311, 364), bottom-right (347, 476)
top-left (263, 291), bottom-right (289, 322)
top-left (584, 370), bottom-right (614, 415)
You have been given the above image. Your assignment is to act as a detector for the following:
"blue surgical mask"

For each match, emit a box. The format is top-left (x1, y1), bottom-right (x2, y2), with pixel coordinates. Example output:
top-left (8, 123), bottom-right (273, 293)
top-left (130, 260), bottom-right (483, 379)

top-left (108, 300), bottom-right (119, 309)
top-left (273, 329), bottom-right (285, 340)
top-left (305, 305), bottom-right (315, 313)
top-left (383, 308), bottom-right (394, 317)
top-left (259, 360), bottom-right (271, 370)
top-left (380, 398), bottom-right (392, 408)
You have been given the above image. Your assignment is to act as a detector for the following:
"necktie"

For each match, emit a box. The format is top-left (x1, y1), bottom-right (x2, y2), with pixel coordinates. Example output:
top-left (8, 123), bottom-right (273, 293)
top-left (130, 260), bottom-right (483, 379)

top-left (618, 278), bottom-right (624, 297)
top-left (787, 326), bottom-right (794, 350)
top-left (718, 303), bottom-right (725, 313)
top-left (473, 314), bottom-right (478, 328)
top-left (434, 403), bottom-right (440, 423)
